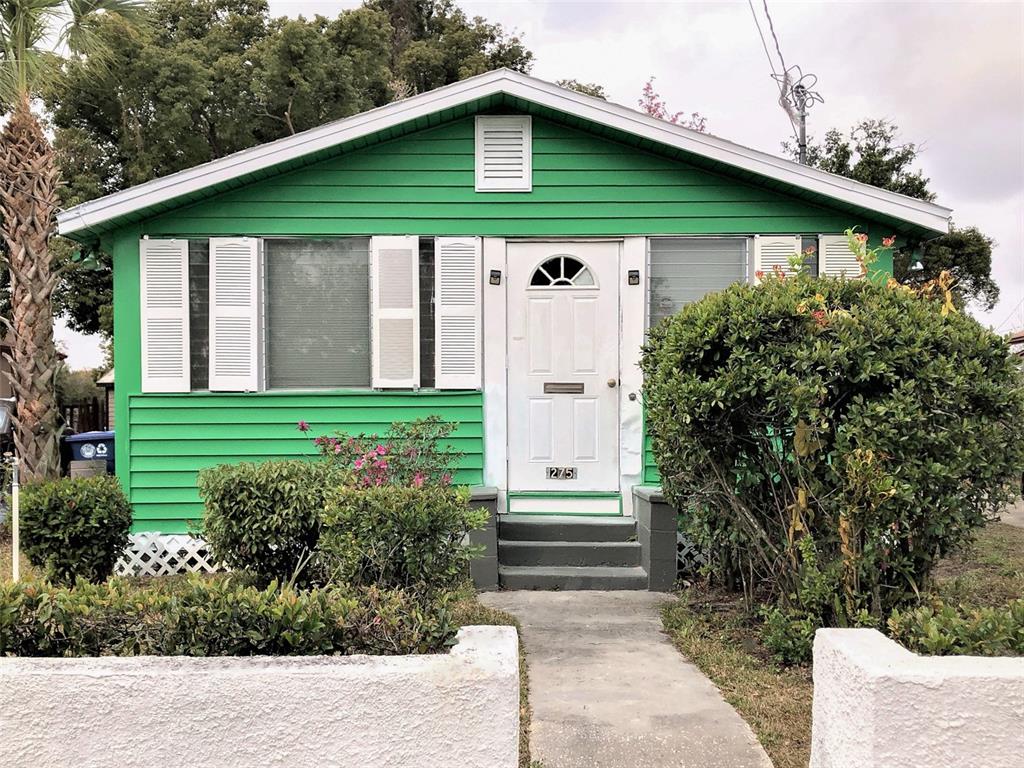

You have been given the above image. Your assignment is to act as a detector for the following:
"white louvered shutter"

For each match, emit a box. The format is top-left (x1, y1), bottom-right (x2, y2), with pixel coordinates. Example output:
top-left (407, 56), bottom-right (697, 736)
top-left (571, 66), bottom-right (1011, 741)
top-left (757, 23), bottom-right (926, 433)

top-left (819, 234), bottom-right (864, 278)
top-left (140, 239), bottom-right (190, 393)
top-left (753, 235), bottom-right (801, 280)
top-left (209, 237), bottom-right (259, 391)
top-left (435, 237), bottom-right (482, 389)
top-left (475, 115), bottom-right (532, 192)
top-left (372, 236), bottom-right (420, 389)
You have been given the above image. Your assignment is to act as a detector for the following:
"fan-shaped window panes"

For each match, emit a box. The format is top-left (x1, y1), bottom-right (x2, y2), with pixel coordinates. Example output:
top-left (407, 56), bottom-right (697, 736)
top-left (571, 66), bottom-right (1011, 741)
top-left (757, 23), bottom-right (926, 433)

top-left (529, 256), bottom-right (596, 287)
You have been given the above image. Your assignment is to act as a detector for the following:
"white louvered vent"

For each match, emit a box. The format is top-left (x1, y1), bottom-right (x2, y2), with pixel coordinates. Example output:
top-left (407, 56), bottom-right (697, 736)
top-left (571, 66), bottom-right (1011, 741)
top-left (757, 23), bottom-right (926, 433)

top-left (140, 239), bottom-right (189, 393)
top-left (475, 115), bottom-right (532, 192)
top-left (209, 237), bottom-right (259, 391)
top-left (819, 234), bottom-right (864, 278)
top-left (435, 237), bottom-right (481, 389)
top-left (372, 236), bottom-right (419, 388)
top-left (753, 235), bottom-right (801, 281)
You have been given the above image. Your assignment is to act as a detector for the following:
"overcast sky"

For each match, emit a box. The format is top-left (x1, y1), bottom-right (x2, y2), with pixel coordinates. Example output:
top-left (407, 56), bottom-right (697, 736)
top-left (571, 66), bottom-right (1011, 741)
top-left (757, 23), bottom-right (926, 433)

top-left (60, 0), bottom-right (1024, 367)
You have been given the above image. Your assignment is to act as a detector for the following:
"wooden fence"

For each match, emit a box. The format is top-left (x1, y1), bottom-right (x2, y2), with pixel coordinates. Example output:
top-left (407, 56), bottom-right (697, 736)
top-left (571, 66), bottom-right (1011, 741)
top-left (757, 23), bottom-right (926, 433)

top-left (60, 397), bottom-right (109, 433)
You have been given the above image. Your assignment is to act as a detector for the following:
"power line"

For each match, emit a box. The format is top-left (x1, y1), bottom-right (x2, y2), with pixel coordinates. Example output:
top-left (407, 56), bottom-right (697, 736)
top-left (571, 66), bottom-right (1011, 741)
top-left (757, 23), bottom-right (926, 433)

top-left (762, 0), bottom-right (789, 75)
top-left (993, 294), bottom-right (1024, 333)
top-left (747, 0), bottom-right (780, 79)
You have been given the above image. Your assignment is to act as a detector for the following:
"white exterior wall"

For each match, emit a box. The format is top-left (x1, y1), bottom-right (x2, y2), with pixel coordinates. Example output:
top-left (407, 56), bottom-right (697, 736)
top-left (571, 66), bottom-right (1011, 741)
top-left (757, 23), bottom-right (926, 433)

top-left (811, 628), bottom-right (1024, 768)
top-left (0, 626), bottom-right (519, 768)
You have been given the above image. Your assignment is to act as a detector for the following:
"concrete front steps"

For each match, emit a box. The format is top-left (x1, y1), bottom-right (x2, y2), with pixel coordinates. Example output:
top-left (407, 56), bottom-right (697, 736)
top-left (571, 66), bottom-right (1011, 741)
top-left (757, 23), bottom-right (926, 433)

top-left (497, 514), bottom-right (648, 590)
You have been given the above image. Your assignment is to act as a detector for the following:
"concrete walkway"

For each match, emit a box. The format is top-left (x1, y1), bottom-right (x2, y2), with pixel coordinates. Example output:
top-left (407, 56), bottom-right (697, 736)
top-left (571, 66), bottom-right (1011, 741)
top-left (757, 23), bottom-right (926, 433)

top-left (1001, 497), bottom-right (1024, 528)
top-left (480, 591), bottom-right (772, 768)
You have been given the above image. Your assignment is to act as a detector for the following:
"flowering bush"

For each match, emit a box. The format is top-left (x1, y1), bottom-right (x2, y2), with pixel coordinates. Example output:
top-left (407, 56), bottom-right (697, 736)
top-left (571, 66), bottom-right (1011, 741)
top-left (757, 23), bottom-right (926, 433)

top-left (300, 415), bottom-right (460, 489)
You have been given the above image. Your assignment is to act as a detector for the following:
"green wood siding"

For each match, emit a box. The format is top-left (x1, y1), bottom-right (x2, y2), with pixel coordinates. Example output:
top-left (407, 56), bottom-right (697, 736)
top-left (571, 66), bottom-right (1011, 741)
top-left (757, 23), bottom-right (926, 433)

top-left (142, 118), bottom-right (890, 240)
top-left (111, 113), bottom-right (899, 530)
top-left (125, 391), bottom-right (483, 533)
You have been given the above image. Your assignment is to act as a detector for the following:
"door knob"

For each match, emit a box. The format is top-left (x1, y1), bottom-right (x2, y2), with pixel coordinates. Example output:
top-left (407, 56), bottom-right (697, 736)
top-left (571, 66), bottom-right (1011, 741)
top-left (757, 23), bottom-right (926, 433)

top-left (607, 378), bottom-right (617, 388)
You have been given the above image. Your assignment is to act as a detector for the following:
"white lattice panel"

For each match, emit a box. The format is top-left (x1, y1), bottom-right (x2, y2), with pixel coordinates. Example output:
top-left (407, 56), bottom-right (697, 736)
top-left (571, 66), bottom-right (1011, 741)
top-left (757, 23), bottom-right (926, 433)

top-left (676, 531), bottom-right (709, 577)
top-left (116, 533), bottom-right (220, 577)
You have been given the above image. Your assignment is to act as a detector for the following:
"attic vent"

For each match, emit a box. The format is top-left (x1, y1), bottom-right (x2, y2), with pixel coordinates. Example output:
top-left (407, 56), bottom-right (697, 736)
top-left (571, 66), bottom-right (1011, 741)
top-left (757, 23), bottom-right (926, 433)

top-left (475, 115), bottom-right (532, 192)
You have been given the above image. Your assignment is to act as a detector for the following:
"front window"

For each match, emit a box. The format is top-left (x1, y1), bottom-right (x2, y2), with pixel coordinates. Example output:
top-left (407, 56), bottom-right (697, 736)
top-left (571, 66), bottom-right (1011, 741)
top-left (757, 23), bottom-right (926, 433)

top-left (647, 237), bottom-right (748, 327)
top-left (264, 238), bottom-right (371, 389)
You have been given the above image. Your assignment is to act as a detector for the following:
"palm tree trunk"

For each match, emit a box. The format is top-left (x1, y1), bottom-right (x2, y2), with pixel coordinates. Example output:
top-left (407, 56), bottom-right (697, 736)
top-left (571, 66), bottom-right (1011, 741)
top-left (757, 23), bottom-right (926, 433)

top-left (0, 95), bottom-right (62, 481)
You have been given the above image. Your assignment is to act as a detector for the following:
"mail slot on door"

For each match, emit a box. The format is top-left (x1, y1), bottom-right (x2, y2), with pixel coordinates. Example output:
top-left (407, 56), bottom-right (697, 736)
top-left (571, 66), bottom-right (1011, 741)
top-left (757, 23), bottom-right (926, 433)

top-left (543, 382), bottom-right (585, 394)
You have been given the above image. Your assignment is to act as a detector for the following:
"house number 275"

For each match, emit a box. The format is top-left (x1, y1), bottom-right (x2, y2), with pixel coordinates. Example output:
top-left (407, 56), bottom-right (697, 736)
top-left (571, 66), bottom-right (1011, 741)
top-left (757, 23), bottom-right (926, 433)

top-left (546, 466), bottom-right (577, 480)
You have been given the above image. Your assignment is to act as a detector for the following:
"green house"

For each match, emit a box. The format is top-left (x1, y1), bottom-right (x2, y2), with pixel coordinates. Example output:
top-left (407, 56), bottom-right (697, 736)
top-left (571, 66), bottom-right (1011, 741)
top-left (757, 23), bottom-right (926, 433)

top-left (58, 70), bottom-right (951, 587)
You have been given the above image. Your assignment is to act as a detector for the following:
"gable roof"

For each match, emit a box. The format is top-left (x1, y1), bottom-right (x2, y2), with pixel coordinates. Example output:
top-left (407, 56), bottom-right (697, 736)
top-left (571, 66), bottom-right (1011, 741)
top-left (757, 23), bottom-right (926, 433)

top-left (57, 69), bottom-right (952, 239)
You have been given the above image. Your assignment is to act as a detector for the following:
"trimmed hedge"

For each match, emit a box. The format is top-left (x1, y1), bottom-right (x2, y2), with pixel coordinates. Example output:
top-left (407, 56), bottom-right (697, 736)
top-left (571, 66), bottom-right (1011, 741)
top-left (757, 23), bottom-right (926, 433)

top-left (318, 485), bottom-right (487, 593)
top-left (198, 460), bottom-right (342, 585)
top-left (20, 476), bottom-right (133, 584)
top-left (0, 577), bottom-right (457, 657)
top-left (888, 599), bottom-right (1024, 657)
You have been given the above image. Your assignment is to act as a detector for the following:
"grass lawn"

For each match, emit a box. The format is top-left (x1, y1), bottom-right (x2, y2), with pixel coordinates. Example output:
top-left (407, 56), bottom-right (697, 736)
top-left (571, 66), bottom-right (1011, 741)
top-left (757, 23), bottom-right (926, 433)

top-left (0, 524), bottom-right (35, 580)
top-left (662, 522), bottom-right (1024, 768)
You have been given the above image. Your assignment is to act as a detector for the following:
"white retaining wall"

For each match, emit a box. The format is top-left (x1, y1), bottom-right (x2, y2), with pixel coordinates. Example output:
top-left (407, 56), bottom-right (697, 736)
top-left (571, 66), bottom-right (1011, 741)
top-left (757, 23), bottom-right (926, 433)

top-left (0, 625), bottom-right (519, 768)
top-left (811, 628), bottom-right (1024, 768)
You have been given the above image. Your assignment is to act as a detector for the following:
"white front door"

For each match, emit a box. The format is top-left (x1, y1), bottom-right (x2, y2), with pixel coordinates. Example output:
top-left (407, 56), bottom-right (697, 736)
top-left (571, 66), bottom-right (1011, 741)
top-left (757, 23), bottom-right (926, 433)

top-left (507, 241), bottom-right (620, 492)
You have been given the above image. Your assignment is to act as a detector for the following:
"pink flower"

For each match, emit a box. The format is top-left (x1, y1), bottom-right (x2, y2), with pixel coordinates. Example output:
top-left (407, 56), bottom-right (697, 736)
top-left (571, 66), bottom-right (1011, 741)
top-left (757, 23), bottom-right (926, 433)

top-left (334, 444), bottom-right (342, 454)
top-left (375, 444), bottom-right (387, 455)
top-left (755, 270), bottom-right (765, 280)
top-left (855, 233), bottom-right (869, 244)
top-left (413, 472), bottom-right (425, 488)
top-left (441, 473), bottom-right (452, 486)
top-left (354, 458), bottom-right (364, 469)
top-left (297, 420), bottom-right (310, 432)
top-left (882, 236), bottom-right (896, 247)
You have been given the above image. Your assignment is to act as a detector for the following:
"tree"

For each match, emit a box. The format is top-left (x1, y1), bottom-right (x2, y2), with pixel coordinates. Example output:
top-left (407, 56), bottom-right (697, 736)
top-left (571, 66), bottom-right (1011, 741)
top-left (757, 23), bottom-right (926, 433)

top-left (638, 76), bottom-right (707, 132)
top-left (371, 0), bottom-right (532, 93)
top-left (557, 79), bottom-right (607, 99)
top-left (0, 0), bottom-right (145, 480)
top-left (45, 0), bottom-right (535, 337)
top-left (790, 119), bottom-right (999, 310)
top-left (895, 225), bottom-right (998, 311)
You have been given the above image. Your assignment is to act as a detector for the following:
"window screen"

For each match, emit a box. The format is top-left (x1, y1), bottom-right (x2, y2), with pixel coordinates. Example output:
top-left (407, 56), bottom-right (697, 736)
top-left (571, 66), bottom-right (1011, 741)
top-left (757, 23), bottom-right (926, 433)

top-left (419, 238), bottom-right (436, 389)
top-left (264, 238), bottom-right (371, 389)
top-left (648, 238), bottom-right (748, 327)
top-left (801, 236), bottom-right (820, 277)
top-left (188, 241), bottom-right (210, 390)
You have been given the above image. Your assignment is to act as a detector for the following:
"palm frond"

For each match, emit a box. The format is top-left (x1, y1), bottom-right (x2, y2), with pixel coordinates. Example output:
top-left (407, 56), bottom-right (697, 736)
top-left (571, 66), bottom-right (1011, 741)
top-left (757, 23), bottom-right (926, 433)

top-left (60, 0), bottom-right (148, 59)
top-left (0, 0), bottom-right (63, 105)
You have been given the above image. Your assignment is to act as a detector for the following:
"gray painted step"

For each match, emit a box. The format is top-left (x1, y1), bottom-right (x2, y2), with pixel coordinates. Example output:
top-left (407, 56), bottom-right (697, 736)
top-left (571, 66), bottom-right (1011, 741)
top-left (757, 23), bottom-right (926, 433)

top-left (498, 540), bottom-right (642, 568)
top-left (498, 565), bottom-right (649, 591)
top-left (499, 514), bottom-right (637, 543)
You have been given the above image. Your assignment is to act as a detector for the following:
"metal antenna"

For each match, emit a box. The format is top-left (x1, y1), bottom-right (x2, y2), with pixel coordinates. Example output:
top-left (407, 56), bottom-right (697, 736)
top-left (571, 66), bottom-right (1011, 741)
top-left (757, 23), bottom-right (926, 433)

top-left (773, 66), bottom-right (825, 164)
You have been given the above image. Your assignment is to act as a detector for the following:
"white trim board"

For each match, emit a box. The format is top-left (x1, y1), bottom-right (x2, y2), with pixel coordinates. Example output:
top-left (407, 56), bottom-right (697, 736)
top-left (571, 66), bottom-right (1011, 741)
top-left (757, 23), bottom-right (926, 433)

top-left (58, 70), bottom-right (951, 237)
top-left (508, 496), bottom-right (621, 515)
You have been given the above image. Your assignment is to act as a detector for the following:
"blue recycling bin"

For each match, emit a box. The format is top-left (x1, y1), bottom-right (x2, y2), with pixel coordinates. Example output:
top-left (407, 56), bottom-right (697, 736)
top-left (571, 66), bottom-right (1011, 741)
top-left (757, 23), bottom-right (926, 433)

top-left (65, 430), bottom-right (115, 474)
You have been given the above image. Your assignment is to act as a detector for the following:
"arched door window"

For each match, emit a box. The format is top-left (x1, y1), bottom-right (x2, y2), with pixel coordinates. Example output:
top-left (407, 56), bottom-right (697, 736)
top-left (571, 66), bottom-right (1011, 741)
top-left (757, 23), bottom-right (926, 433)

top-left (529, 255), bottom-right (596, 287)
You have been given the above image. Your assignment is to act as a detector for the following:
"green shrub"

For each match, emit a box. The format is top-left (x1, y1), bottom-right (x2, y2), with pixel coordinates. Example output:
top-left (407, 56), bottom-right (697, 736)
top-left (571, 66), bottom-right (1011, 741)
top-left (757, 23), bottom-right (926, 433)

top-left (198, 460), bottom-right (341, 585)
top-left (318, 485), bottom-right (487, 593)
top-left (0, 577), bottom-right (457, 657)
top-left (888, 599), bottom-right (1024, 657)
top-left (641, 269), bottom-right (1024, 638)
top-left (20, 476), bottom-right (133, 584)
